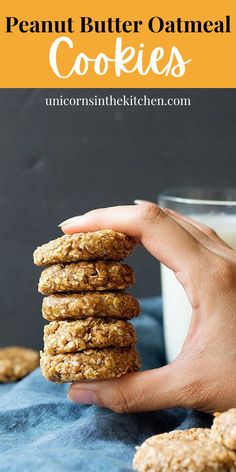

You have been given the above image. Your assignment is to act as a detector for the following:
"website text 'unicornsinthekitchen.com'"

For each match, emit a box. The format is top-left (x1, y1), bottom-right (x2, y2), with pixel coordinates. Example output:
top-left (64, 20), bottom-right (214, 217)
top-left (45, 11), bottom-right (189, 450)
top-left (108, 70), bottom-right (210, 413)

top-left (45, 94), bottom-right (191, 107)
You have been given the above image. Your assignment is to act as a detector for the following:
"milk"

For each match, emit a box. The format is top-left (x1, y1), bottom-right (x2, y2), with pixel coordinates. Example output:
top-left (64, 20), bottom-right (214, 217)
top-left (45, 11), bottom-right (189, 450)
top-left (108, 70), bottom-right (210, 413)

top-left (161, 213), bottom-right (236, 362)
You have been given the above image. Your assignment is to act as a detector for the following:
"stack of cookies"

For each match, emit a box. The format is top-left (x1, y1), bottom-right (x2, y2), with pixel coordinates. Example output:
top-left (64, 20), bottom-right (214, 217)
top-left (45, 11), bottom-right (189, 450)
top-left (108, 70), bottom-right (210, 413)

top-left (33, 230), bottom-right (141, 383)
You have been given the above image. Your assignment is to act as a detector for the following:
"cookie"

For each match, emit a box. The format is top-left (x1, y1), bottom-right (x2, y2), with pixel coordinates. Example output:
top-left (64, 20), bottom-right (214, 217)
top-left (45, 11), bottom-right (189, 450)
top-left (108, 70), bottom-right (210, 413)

top-left (38, 261), bottom-right (135, 295)
top-left (0, 346), bottom-right (39, 383)
top-left (133, 431), bottom-right (236, 472)
top-left (34, 230), bottom-right (136, 266)
top-left (42, 292), bottom-right (140, 321)
top-left (40, 347), bottom-right (140, 382)
top-left (138, 428), bottom-right (211, 443)
top-left (43, 318), bottom-right (136, 354)
top-left (211, 409), bottom-right (236, 451)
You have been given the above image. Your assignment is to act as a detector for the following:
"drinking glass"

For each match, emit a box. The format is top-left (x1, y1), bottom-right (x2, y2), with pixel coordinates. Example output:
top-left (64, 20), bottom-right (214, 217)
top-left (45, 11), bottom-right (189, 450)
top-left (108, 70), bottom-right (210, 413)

top-left (158, 187), bottom-right (236, 362)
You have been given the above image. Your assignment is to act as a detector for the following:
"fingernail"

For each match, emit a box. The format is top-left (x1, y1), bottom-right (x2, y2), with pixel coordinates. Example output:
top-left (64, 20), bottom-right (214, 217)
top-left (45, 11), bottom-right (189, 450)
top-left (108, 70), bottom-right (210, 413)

top-left (58, 215), bottom-right (83, 228)
top-left (68, 389), bottom-right (99, 405)
top-left (134, 199), bottom-right (148, 205)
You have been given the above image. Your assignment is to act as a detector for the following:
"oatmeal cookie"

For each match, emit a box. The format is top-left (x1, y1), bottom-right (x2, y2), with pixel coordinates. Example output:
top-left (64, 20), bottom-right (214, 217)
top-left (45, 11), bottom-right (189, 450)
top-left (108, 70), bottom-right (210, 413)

top-left (137, 428), bottom-right (211, 443)
top-left (40, 347), bottom-right (140, 382)
top-left (42, 292), bottom-right (140, 321)
top-left (44, 318), bottom-right (136, 354)
top-left (34, 230), bottom-right (136, 266)
top-left (211, 409), bottom-right (236, 451)
top-left (133, 431), bottom-right (236, 472)
top-left (0, 346), bottom-right (39, 383)
top-left (38, 261), bottom-right (135, 295)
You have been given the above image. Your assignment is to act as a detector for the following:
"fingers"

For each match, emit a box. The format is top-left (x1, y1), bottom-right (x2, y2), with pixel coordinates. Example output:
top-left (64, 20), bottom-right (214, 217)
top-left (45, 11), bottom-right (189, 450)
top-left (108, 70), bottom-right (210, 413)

top-left (68, 364), bottom-right (186, 413)
top-left (134, 200), bottom-right (230, 248)
top-left (165, 208), bottom-right (231, 249)
top-left (134, 199), bottom-right (230, 249)
top-left (163, 209), bottom-right (224, 255)
top-left (60, 203), bottom-right (203, 273)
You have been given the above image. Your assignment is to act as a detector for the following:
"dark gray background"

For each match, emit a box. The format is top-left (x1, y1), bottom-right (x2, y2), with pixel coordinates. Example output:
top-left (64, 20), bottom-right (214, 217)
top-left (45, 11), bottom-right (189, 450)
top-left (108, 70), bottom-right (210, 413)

top-left (0, 88), bottom-right (235, 349)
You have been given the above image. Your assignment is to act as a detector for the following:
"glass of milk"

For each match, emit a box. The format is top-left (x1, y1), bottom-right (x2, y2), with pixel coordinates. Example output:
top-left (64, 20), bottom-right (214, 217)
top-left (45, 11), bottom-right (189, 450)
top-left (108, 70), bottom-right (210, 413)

top-left (158, 187), bottom-right (236, 363)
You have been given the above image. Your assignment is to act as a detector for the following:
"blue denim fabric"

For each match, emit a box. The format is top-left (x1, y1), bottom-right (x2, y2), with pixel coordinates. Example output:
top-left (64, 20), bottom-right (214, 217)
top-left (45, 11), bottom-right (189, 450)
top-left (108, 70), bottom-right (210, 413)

top-left (0, 297), bottom-right (212, 471)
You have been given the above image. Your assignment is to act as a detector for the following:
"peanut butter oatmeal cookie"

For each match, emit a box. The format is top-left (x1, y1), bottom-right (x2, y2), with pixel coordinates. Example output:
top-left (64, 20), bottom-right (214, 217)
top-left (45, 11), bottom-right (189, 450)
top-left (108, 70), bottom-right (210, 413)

top-left (34, 230), bottom-right (136, 266)
top-left (133, 432), bottom-right (236, 472)
top-left (44, 318), bottom-right (136, 354)
top-left (211, 409), bottom-right (236, 451)
top-left (137, 428), bottom-right (211, 444)
top-left (38, 261), bottom-right (135, 295)
top-left (42, 292), bottom-right (140, 321)
top-left (0, 346), bottom-right (39, 383)
top-left (40, 347), bottom-right (140, 382)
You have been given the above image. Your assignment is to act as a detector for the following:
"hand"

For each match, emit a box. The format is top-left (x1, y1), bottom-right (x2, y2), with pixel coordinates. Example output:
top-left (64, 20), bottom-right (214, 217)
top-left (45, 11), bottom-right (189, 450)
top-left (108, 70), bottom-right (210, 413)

top-left (60, 202), bottom-right (236, 414)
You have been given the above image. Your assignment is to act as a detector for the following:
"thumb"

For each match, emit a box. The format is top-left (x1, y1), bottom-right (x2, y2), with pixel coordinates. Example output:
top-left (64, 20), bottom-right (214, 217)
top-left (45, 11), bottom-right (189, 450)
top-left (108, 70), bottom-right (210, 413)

top-left (68, 363), bottom-right (188, 413)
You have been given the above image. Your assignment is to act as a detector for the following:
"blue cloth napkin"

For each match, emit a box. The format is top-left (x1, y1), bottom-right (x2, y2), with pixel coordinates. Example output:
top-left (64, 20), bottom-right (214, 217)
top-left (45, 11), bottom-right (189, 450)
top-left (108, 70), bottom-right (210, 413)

top-left (0, 297), bottom-right (212, 472)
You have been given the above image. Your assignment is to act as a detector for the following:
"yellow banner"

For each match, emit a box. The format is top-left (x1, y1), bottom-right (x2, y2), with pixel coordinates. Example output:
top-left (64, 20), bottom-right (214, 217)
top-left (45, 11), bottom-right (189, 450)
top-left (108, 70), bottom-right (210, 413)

top-left (0, 0), bottom-right (235, 87)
